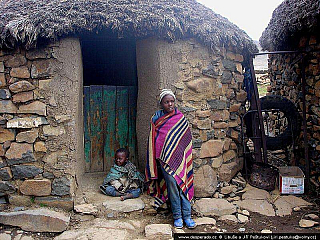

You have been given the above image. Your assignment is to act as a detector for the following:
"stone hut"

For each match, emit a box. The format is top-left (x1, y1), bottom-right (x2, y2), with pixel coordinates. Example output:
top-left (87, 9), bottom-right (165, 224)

top-left (260, 0), bottom-right (320, 192)
top-left (0, 0), bottom-right (257, 208)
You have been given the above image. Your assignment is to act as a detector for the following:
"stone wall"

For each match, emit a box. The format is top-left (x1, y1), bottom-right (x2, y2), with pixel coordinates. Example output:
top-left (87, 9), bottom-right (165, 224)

top-left (136, 38), bottom-right (246, 197)
top-left (0, 38), bottom-right (83, 209)
top-left (267, 34), bottom-right (320, 192)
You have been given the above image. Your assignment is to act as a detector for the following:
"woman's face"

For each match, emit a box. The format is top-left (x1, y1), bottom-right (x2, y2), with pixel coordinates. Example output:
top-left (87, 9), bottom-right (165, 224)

top-left (161, 94), bottom-right (175, 113)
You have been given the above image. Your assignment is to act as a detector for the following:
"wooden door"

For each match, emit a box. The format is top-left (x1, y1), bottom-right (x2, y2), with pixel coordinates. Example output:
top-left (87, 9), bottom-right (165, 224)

top-left (84, 85), bottom-right (137, 172)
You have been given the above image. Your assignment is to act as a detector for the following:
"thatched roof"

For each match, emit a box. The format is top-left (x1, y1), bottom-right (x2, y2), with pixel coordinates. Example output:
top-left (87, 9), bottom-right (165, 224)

top-left (0, 0), bottom-right (257, 55)
top-left (260, 0), bottom-right (320, 51)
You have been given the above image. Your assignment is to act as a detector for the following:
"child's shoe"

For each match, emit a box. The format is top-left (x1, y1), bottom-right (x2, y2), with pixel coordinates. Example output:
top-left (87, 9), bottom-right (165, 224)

top-left (174, 218), bottom-right (183, 229)
top-left (184, 218), bottom-right (196, 229)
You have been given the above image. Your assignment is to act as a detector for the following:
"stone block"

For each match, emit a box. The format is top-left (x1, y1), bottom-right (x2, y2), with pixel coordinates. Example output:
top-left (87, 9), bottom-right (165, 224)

top-left (0, 128), bottom-right (15, 143)
top-left (52, 177), bottom-right (70, 196)
top-left (5, 143), bottom-right (35, 165)
top-left (230, 103), bottom-right (241, 112)
top-left (34, 196), bottom-right (73, 211)
top-left (7, 117), bottom-right (48, 128)
top-left (200, 140), bottom-right (224, 158)
top-left (0, 209), bottom-right (70, 232)
top-left (221, 71), bottom-right (232, 84)
top-left (211, 110), bottom-right (230, 121)
top-left (4, 55), bottom-right (27, 68)
top-left (0, 62), bottom-right (4, 72)
top-left (10, 67), bottom-right (30, 79)
top-left (18, 101), bottom-right (46, 116)
top-left (234, 200), bottom-right (275, 216)
top-left (31, 60), bottom-right (53, 78)
top-left (16, 129), bottom-right (38, 143)
top-left (12, 91), bottom-right (34, 103)
top-left (9, 80), bottom-right (35, 93)
top-left (43, 125), bottom-right (65, 136)
top-left (193, 118), bottom-right (211, 130)
top-left (0, 181), bottom-right (15, 196)
top-left (186, 77), bottom-right (213, 93)
top-left (0, 89), bottom-right (11, 100)
top-left (9, 194), bottom-right (32, 206)
top-left (54, 115), bottom-right (72, 123)
top-left (20, 179), bottom-right (51, 196)
top-left (211, 156), bottom-right (223, 168)
top-left (196, 110), bottom-right (211, 118)
top-left (236, 90), bottom-right (247, 102)
top-left (219, 158), bottom-right (243, 182)
top-left (145, 224), bottom-right (172, 239)
top-left (213, 122), bottom-right (228, 129)
top-left (38, 79), bottom-right (51, 89)
top-left (0, 157), bottom-right (6, 167)
top-left (34, 141), bottom-right (46, 152)
top-left (223, 150), bottom-right (237, 163)
top-left (0, 73), bottom-right (6, 87)
top-left (103, 198), bottom-right (145, 213)
top-left (222, 59), bottom-right (236, 71)
top-left (11, 165), bottom-right (43, 179)
top-left (0, 167), bottom-right (12, 180)
top-left (194, 198), bottom-right (236, 217)
top-left (207, 99), bottom-right (228, 110)
top-left (194, 165), bottom-right (217, 197)
top-left (0, 100), bottom-right (18, 113)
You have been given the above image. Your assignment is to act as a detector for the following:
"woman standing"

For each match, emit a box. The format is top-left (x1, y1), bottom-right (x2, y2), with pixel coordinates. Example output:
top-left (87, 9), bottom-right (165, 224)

top-left (145, 89), bottom-right (196, 229)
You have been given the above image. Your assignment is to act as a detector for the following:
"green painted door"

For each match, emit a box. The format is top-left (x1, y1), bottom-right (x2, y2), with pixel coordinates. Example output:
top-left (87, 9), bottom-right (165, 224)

top-left (84, 85), bottom-right (137, 172)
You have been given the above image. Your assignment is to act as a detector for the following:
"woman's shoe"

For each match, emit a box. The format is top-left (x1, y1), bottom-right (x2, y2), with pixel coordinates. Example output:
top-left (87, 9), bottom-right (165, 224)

top-left (184, 218), bottom-right (196, 229)
top-left (174, 218), bottom-right (183, 229)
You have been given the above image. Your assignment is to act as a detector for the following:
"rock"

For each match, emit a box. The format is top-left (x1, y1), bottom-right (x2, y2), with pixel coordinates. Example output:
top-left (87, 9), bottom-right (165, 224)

top-left (274, 196), bottom-right (312, 217)
top-left (220, 186), bottom-right (235, 195)
top-left (11, 165), bottom-right (43, 179)
top-left (0, 208), bottom-right (70, 232)
top-left (195, 217), bottom-right (216, 226)
top-left (34, 141), bottom-right (46, 152)
top-left (0, 233), bottom-right (11, 240)
top-left (261, 229), bottom-right (273, 233)
top-left (34, 196), bottom-right (73, 211)
top-left (218, 215), bottom-right (238, 223)
top-left (74, 204), bottom-right (98, 214)
top-left (200, 140), bottom-right (224, 158)
top-left (194, 165), bottom-right (217, 197)
top-left (299, 219), bottom-right (319, 228)
top-left (242, 185), bottom-right (271, 200)
top-left (38, 79), bottom-right (51, 89)
top-left (7, 117), bottom-right (48, 128)
top-left (229, 103), bottom-right (241, 112)
top-left (52, 177), bottom-right (70, 196)
top-left (223, 150), bottom-right (237, 162)
top-left (9, 195), bottom-right (32, 206)
top-left (5, 143), bottom-right (35, 165)
top-left (231, 178), bottom-right (246, 188)
top-left (16, 129), bottom-right (38, 143)
top-left (234, 200), bottom-right (275, 216)
top-left (0, 89), bottom-right (11, 100)
top-left (219, 158), bottom-right (243, 182)
top-left (31, 60), bottom-right (53, 78)
top-left (305, 214), bottom-right (319, 220)
top-left (18, 101), bottom-right (46, 116)
top-left (207, 99), bottom-right (228, 110)
top-left (43, 125), bottom-right (66, 136)
top-left (194, 198), bottom-right (236, 217)
top-left (0, 62), bottom-right (3, 72)
top-left (237, 213), bottom-right (249, 223)
top-left (0, 167), bottom-right (12, 180)
top-left (54, 115), bottom-right (72, 123)
top-left (242, 210), bottom-right (250, 216)
top-left (9, 81), bottom-right (35, 93)
top-left (103, 198), bottom-right (145, 213)
top-left (0, 128), bottom-right (15, 143)
top-left (12, 91), bottom-right (34, 103)
top-left (186, 78), bottom-right (213, 93)
top-left (0, 181), bottom-right (15, 196)
top-left (0, 100), bottom-right (18, 113)
top-left (55, 228), bottom-right (129, 240)
top-left (11, 67), bottom-right (30, 79)
top-left (145, 224), bottom-right (172, 239)
top-left (4, 55), bottom-right (27, 68)
top-left (211, 156), bottom-right (223, 168)
top-left (19, 179), bottom-right (51, 196)
top-left (293, 207), bottom-right (301, 211)
top-left (0, 73), bottom-right (5, 87)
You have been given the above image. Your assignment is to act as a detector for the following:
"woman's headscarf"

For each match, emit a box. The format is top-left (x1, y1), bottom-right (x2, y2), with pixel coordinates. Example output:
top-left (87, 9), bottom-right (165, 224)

top-left (159, 89), bottom-right (176, 103)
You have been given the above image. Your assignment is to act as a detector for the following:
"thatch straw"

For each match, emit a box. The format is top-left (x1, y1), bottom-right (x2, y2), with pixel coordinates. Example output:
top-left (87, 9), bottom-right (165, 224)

top-left (260, 0), bottom-right (320, 51)
top-left (0, 0), bottom-right (257, 55)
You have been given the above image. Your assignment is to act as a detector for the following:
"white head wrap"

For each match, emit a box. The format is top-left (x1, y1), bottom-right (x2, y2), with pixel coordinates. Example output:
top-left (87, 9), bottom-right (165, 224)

top-left (159, 89), bottom-right (176, 103)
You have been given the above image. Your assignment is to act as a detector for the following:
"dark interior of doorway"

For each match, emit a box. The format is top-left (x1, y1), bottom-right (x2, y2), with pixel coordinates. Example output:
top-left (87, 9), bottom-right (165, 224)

top-left (81, 33), bottom-right (138, 173)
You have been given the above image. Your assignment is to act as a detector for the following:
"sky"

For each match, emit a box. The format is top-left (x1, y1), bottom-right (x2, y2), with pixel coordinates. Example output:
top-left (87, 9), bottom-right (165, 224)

top-left (196, 0), bottom-right (283, 41)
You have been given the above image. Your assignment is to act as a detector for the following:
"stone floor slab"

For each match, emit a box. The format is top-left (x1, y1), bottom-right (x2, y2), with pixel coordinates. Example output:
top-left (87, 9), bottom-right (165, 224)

top-left (103, 198), bottom-right (145, 213)
top-left (234, 200), bottom-right (275, 216)
top-left (194, 198), bottom-right (237, 217)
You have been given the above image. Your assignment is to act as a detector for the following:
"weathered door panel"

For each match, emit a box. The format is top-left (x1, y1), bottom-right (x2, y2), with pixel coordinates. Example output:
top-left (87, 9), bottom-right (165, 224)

top-left (84, 85), bottom-right (137, 173)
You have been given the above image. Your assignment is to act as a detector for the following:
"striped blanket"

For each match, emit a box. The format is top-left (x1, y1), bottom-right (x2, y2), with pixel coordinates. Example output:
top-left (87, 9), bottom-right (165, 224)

top-left (145, 108), bottom-right (194, 207)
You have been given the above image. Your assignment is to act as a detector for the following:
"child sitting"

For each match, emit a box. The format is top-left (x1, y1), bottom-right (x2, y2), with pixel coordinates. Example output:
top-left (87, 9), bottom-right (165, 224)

top-left (100, 148), bottom-right (145, 201)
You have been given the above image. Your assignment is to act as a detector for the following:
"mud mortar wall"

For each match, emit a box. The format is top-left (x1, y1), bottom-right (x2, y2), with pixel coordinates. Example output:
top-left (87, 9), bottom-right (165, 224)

top-left (267, 34), bottom-right (320, 192)
top-left (136, 38), bottom-right (246, 197)
top-left (0, 38), bottom-right (83, 209)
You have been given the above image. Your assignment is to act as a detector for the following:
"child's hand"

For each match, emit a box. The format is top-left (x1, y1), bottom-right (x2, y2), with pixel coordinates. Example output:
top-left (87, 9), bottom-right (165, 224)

top-left (118, 186), bottom-right (124, 191)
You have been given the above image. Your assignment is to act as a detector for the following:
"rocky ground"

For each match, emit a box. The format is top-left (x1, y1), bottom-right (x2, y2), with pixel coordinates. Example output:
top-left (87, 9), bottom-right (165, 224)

top-left (0, 179), bottom-right (320, 240)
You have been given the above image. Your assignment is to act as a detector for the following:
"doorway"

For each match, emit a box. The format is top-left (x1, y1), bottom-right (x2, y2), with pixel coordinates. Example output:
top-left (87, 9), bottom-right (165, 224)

top-left (81, 34), bottom-right (138, 173)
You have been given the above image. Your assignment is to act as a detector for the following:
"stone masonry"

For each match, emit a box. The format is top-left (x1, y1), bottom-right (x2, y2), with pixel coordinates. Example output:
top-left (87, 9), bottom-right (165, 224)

top-left (267, 34), bottom-right (320, 192)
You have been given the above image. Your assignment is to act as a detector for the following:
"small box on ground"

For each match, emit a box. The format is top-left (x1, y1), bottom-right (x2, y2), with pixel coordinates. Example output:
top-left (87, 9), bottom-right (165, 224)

top-left (279, 166), bottom-right (305, 194)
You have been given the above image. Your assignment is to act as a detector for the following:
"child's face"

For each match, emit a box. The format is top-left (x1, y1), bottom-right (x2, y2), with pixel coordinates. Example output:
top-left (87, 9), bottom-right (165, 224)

top-left (161, 95), bottom-right (175, 113)
top-left (115, 152), bottom-right (128, 166)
